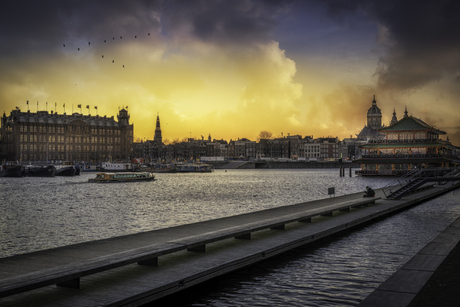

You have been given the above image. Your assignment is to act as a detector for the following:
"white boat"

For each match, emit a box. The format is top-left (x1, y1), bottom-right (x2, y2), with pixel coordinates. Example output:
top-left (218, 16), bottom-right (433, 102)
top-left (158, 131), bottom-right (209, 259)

top-left (88, 172), bottom-right (155, 183)
top-left (99, 162), bottom-right (135, 172)
top-left (77, 164), bottom-right (98, 172)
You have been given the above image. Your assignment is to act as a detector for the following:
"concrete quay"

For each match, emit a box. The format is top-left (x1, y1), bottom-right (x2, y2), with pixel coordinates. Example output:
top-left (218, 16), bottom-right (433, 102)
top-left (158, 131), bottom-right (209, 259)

top-left (1, 182), bottom-right (459, 306)
top-left (358, 198), bottom-right (460, 307)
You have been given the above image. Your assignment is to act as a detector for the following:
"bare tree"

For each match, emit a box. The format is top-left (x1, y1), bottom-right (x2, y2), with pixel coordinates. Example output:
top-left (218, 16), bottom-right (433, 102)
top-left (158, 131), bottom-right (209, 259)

top-left (258, 130), bottom-right (273, 141)
top-left (163, 138), bottom-right (171, 145)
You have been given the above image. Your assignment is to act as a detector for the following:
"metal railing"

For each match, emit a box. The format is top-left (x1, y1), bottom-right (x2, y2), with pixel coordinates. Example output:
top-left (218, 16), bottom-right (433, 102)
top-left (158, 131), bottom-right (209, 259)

top-left (381, 169), bottom-right (426, 198)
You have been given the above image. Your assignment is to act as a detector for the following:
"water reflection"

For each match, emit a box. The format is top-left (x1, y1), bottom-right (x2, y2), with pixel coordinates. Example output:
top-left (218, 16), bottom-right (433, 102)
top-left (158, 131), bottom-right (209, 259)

top-left (155, 190), bottom-right (460, 307)
top-left (0, 169), bottom-right (392, 258)
top-left (2, 169), bottom-right (458, 305)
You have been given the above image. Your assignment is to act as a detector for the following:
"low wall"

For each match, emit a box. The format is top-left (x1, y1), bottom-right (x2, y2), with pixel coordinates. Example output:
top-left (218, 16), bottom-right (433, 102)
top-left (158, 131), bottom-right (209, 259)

top-left (210, 161), bottom-right (360, 169)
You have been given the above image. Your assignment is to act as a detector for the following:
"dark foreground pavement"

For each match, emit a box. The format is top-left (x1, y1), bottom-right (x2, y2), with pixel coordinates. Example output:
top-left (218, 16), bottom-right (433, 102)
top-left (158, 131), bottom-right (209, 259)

top-left (410, 235), bottom-right (460, 307)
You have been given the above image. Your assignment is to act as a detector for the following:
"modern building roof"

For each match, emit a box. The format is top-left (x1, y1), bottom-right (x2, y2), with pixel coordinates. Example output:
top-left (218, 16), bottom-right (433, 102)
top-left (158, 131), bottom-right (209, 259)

top-left (379, 115), bottom-right (446, 134)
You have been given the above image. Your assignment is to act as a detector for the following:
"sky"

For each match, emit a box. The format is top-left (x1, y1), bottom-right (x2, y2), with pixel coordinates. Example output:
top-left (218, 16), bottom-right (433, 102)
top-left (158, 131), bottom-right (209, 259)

top-left (1, 0), bottom-right (459, 145)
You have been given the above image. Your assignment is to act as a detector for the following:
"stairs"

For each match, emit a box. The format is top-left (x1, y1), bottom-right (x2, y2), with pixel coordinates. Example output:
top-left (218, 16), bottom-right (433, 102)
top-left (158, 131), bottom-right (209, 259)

top-left (384, 168), bottom-right (460, 200)
top-left (386, 177), bottom-right (427, 200)
top-left (440, 169), bottom-right (460, 185)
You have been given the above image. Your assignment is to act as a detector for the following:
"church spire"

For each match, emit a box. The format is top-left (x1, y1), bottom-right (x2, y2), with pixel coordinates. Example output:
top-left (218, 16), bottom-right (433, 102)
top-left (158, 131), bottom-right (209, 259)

top-left (390, 107), bottom-right (398, 125)
top-left (154, 112), bottom-right (162, 143)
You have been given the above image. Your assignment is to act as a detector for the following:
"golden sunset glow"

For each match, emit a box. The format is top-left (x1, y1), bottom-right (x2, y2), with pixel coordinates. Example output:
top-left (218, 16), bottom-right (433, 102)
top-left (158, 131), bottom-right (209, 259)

top-left (1, 1), bottom-right (459, 144)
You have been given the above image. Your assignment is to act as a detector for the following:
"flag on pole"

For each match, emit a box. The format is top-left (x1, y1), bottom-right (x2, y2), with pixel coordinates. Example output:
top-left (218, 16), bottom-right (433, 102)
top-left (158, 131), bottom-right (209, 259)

top-left (86, 105), bottom-right (89, 109)
top-left (26, 100), bottom-right (28, 105)
top-left (94, 106), bottom-right (97, 109)
top-left (78, 104), bottom-right (81, 108)
top-left (63, 103), bottom-right (65, 107)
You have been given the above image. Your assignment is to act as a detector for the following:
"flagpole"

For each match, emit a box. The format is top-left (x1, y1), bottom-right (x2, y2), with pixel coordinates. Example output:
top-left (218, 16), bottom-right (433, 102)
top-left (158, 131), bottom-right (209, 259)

top-left (37, 101), bottom-right (38, 112)
top-left (27, 100), bottom-right (29, 111)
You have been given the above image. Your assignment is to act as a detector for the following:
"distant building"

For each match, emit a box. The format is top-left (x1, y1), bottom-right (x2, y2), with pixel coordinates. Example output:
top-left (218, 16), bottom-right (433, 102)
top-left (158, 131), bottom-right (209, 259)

top-left (153, 113), bottom-right (162, 144)
top-left (132, 113), bottom-right (169, 162)
top-left (357, 95), bottom-right (384, 140)
top-left (1, 108), bottom-right (133, 162)
top-left (354, 110), bottom-right (459, 175)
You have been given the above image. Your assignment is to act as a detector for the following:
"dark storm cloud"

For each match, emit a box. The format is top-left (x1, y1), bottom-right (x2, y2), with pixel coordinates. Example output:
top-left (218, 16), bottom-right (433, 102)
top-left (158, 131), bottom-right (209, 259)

top-left (0, 0), bottom-right (163, 57)
top-left (161, 0), bottom-right (293, 45)
top-left (0, 0), bottom-right (292, 59)
top-left (323, 0), bottom-right (460, 91)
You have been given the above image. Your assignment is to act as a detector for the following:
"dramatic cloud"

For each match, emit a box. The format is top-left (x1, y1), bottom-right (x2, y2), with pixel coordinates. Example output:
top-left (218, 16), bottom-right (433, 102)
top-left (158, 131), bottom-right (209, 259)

top-left (1, 0), bottom-right (459, 145)
top-left (324, 0), bottom-right (460, 91)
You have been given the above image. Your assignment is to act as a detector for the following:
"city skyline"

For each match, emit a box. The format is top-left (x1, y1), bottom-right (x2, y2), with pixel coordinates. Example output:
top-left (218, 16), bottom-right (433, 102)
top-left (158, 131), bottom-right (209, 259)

top-left (1, 1), bottom-right (459, 144)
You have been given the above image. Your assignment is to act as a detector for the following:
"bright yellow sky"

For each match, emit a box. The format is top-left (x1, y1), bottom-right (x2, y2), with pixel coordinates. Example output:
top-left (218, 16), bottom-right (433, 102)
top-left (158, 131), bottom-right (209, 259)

top-left (1, 1), bottom-right (459, 145)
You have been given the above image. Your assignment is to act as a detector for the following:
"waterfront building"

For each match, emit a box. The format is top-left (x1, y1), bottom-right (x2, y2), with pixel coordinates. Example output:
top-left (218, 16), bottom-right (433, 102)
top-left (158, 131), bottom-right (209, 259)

top-left (354, 110), bottom-right (459, 175)
top-left (340, 137), bottom-right (368, 161)
top-left (304, 137), bottom-right (341, 161)
top-left (287, 135), bottom-right (303, 158)
top-left (1, 108), bottom-right (133, 163)
top-left (234, 139), bottom-right (247, 159)
top-left (304, 139), bottom-right (320, 160)
top-left (133, 113), bottom-right (166, 162)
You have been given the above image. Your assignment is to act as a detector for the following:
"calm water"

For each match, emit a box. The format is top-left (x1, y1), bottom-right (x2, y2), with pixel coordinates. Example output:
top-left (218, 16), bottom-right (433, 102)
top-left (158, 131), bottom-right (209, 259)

top-left (1, 169), bottom-right (459, 306)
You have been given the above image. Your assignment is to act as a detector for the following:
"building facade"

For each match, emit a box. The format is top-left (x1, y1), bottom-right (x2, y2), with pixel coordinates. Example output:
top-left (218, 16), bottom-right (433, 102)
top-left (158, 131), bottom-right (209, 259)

top-left (1, 108), bottom-right (133, 163)
top-left (354, 111), bottom-right (458, 175)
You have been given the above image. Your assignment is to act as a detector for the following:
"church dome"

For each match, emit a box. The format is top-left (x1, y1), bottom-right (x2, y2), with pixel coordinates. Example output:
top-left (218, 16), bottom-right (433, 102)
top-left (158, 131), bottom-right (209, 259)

top-left (367, 95), bottom-right (381, 115)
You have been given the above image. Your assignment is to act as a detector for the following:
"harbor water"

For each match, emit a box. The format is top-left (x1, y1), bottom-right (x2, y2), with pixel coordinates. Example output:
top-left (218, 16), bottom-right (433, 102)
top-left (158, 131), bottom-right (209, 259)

top-left (1, 169), bottom-right (459, 306)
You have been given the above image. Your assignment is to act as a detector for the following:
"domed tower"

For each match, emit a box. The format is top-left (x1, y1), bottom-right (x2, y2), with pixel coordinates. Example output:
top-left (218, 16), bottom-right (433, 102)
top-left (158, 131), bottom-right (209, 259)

top-left (367, 95), bottom-right (382, 130)
top-left (154, 113), bottom-right (162, 144)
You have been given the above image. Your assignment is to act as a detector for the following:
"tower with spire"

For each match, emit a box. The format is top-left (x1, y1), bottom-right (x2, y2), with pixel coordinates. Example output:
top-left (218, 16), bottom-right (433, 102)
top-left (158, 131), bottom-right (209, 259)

top-left (357, 95), bottom-right (384, 140)
top-left (366, 95), bottom-right (382, 130)
top-left (154, 113), bottom-right (162, 144)
top-left (390, 108), bottom-right (398, 125)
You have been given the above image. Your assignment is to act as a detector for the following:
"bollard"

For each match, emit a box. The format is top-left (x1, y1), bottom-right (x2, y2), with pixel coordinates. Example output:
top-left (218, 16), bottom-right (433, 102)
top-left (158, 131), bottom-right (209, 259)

top-left (349, 167), bottom-right (352, 177)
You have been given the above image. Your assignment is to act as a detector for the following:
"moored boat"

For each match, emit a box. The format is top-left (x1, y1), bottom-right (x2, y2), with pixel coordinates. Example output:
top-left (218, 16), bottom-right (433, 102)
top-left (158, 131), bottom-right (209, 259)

top-left (99, 162), bottom-right (135, 172)
top-left (0, 164), bottom-right (25, 177)
top-left (176, 163), bottom-right (213, 173)
top-left (88, 172), bottom-right (155, 183)
top-left (152, 163), bottom-right (177, 173)
top-left (54, 162), bottom-right (80, 176)
top-left (55, 165), bottom-right (77, 176)
top-left (76, 163), bottom-right (98, 172)
top-left (26, 165), bottom-right (56, 177)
